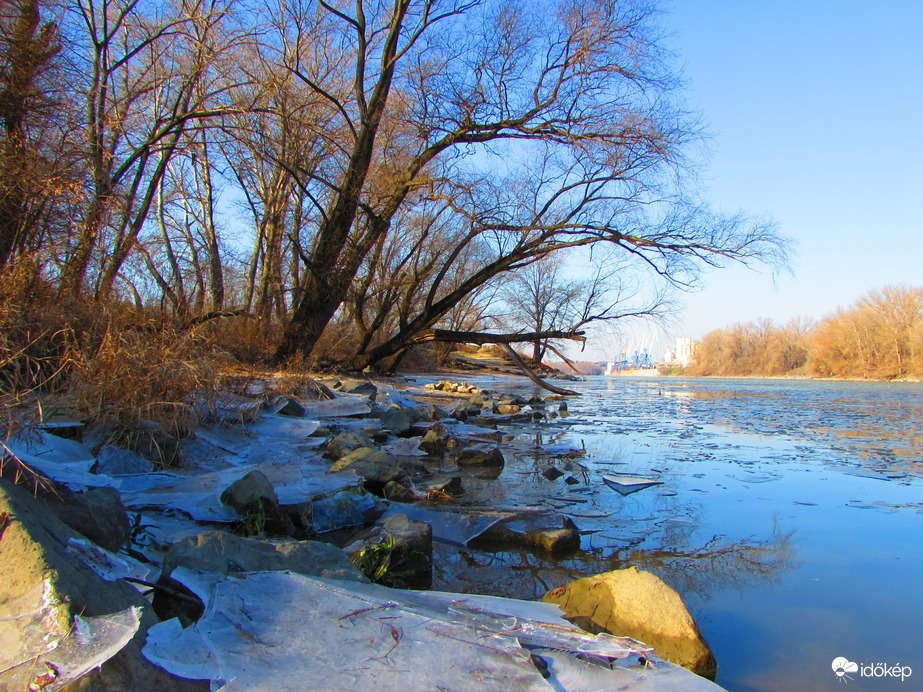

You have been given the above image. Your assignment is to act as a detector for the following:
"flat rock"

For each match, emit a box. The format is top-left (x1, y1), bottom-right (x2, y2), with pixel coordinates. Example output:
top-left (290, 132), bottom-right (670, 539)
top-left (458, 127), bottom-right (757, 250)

top-left (161, 530), bottom-right (366, 583)
top-left (542, 566), bottom-right (717, 679)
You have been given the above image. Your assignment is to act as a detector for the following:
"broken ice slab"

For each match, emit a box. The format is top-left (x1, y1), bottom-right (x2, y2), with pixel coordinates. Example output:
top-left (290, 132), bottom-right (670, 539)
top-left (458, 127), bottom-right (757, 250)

top-left (1, 431), bottom-right (117, 490)
top-left (300, 393), bottom-right (373, 418)
top-left (65, 538), bottom-right (159, 586)
top-left (144, 569), bottom-right (725, 692)
top-left (119, 461), bottom-right (361, 522)
top-left (602, 474), bottom-right (664, 496)
top-left (0, 577), bottom-right (140, 689)
top-left (381, 437), bottom-right (426, 456)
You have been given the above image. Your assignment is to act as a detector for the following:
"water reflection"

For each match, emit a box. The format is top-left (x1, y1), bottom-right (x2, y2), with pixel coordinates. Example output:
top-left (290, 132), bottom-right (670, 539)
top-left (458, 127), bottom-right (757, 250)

top-left (619, 525), bottom-right (797, 600)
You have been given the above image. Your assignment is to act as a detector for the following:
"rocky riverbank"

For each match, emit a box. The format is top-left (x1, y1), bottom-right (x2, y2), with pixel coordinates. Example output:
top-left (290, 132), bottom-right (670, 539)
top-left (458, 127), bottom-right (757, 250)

top-left (1, 373), bottom-right (720, 690)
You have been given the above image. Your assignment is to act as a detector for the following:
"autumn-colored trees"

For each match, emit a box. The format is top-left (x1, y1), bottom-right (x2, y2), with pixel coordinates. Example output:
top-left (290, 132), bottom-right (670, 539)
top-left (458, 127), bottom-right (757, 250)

top-left (688, 286), bottom-right (923, 380)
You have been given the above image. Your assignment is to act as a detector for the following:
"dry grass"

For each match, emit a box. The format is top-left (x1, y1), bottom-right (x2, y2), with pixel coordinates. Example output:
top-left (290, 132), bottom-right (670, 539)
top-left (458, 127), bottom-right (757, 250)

top-left (0, 261), bottom-right (230, 463)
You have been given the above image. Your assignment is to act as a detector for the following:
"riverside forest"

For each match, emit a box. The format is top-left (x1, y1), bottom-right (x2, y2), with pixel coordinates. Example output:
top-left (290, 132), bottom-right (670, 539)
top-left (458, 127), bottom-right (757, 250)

top-left (2, 3), bottom-right (922, 691)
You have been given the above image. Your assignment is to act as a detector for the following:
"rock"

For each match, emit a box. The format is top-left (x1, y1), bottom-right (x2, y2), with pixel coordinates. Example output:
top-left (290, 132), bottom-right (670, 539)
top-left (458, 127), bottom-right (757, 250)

top-left (470, 514), bottom-right (579, 554)
top-left (455, 444), bottom-right (505, 468)
top-left (495, 404), bottom-right (521, 415)
top-left (48, 486), bottom-right (131, 553)
top-left (419, 425), bottom-right (448, 456)
top-left (131, 421), bottom-right (184, 468)
top-left (349, 514), bottom-right (433, 589)
top-left (0, 479), bottom-right (206, 692)
top-left (542, 467), bottom-right (565, 481)
top-left (323, 430), bottom-right (376, 460)
top-left (417, 475), bottom-right (463, 498)
top-left (276, 397), bottom-right (305, 417)
top-left (564, 475), bottom-right (580, 485)
top-left (468, 393), bottom-right (486, 408)
top-left (380, 406), bottom-right (415, 434)
top-left (96, 444), bottom-right (155, 475)
top-left (220, 470), bottom-right (296, 536)
top-left (327, 447), bottom-right (409, 490)
top-left (161, 530), bottom-right (366, 582)
top-left (542, 566), bottom-right (717, 679)
top-left (337, 379), bottom-right (378, 398)
top-left (383, 480), bottom-right (419, 502)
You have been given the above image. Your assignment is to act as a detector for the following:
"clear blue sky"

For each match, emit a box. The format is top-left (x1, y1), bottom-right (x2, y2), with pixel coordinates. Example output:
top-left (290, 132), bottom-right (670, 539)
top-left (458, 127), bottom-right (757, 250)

top-left (662, 0), bottom-right (923, 341)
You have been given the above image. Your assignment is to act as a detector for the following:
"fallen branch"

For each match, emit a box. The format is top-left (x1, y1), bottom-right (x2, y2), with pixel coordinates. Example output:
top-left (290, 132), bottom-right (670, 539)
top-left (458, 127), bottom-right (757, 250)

top-left (412, 328), bottom-right (586, 347)
top-left (544, 344), bottom-right (588, 382)
top-left (498, 344), bottom-right (580, 396)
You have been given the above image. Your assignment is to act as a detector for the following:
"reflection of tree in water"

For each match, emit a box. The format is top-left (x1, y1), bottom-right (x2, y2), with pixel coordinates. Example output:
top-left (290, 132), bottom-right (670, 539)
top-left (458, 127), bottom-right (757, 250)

top-left (432, 524), bottom-right (796, 603)
top-left (617, 524), bottom-right (796, 600)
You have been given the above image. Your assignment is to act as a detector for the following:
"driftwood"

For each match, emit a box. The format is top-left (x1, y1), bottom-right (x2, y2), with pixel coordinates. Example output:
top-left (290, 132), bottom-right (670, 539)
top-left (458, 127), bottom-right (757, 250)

top-left (498, 344), bottom-right (580, 396)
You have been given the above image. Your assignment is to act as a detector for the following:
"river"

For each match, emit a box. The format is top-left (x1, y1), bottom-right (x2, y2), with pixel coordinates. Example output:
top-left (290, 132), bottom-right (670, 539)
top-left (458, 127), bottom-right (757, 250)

top-left (419, 375), bottom-right (923, 691)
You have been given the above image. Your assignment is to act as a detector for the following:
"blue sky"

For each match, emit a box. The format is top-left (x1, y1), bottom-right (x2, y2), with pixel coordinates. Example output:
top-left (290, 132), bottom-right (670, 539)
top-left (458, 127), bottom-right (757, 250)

top-left (660, 1), bottom-right (923, 341)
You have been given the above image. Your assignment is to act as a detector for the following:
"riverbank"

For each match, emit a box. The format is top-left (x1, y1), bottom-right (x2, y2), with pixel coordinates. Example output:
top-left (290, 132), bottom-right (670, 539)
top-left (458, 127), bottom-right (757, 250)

top-left (0, 370), bottom-right (722, 690)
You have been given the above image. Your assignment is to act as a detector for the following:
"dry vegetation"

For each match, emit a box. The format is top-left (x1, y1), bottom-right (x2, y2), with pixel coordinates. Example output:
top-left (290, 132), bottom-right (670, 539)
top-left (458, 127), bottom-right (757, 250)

top-left (686, 286), bottom-right (923, 380)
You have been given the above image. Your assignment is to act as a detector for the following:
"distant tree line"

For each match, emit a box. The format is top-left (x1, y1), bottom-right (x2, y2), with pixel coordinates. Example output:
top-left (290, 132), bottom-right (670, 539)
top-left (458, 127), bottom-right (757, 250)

top-left (686, 286), bottom-right (923, 380)
top-left (1, 0), bottom-right (785, 382)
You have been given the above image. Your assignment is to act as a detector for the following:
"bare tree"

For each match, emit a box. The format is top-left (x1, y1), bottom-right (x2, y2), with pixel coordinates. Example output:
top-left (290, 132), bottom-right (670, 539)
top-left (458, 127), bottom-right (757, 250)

top-left (57, 0), bottom-right (244, 299)
top-left (0, 0), bottom-right (61, 268)
top-left (272, 0), bottom-right (785, 363)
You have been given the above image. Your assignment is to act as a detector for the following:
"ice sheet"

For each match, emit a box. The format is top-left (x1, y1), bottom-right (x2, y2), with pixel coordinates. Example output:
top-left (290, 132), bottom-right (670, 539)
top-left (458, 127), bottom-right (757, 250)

top-left (143, 570), bottom-right (722, 691)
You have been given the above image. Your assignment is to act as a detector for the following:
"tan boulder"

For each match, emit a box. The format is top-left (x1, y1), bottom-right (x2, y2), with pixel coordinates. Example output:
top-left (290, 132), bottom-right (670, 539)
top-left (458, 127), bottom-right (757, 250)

top-left (542, 566), bottom-right (717, 679)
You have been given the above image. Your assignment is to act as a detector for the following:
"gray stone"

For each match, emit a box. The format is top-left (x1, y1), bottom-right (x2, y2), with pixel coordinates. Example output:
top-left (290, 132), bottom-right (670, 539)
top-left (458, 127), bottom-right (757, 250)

top-left (455, 444), bottom-right (505, 468)
top-left (327, 447), bottom-right (408, 487)
top-left (419, 425), bottom-right (448, 456)
top-left (349, 514), bottom-right (433, 589)
top-left (543, 566), bottom-right (717, 679)
top-left (96, 444), bottom-right (155, 475)
top-left (380, 406), bottom-right (415, 434)
top-left (323, 430), bottom-right (376, 460)
top-left (220, 470), bottom-right (295, 536)
top-left (417, 475), bottom-right (463, 498)
top-left (338, 379), bottom-right (378, 398)
top-left (470, 514), bottom-right (579, 554)
top-left (542, 467), bottom-right (565, 481)
top-left (276, 398), bottom-right (305, 417)
top-left (49, 486), bottom-right (131, 553)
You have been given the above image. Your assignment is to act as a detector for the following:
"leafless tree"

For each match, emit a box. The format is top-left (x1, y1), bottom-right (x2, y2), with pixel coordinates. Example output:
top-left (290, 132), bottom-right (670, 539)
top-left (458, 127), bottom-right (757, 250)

top-left (272, 0), bottom-right (785, 363)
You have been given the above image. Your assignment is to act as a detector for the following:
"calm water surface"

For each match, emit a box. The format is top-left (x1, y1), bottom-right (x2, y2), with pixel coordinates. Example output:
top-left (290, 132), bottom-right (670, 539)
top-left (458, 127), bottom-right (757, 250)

top-left (423, 376), bottom-right (923, 692)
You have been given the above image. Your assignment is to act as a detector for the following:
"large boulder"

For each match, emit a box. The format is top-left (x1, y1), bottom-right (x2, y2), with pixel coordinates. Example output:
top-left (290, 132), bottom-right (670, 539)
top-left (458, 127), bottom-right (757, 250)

top-left (0, 479), bottom-right (206, 691)
top-left (542, 566), bottom-right (717, 679)
top-left (220, 470), bottom-right (296, 536)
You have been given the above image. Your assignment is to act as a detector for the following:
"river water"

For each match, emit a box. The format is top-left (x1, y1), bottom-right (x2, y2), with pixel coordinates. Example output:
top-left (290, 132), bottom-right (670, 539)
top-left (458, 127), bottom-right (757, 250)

top-left (421, 375), bottom-right (923, 692)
